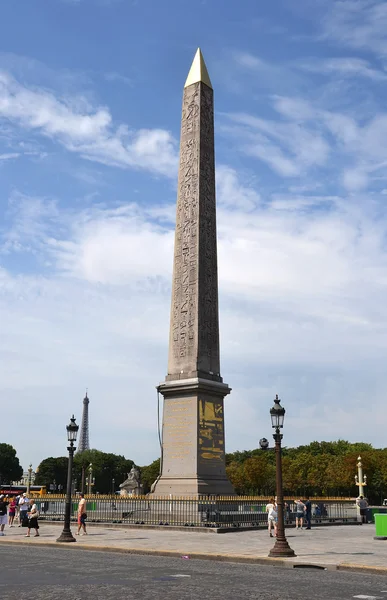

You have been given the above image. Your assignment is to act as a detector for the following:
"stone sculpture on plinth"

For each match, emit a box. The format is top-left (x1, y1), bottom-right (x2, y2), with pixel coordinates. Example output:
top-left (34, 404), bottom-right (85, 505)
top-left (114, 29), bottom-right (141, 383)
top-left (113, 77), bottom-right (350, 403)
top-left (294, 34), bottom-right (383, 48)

top-left (119, 466), bottom-right (142, 496)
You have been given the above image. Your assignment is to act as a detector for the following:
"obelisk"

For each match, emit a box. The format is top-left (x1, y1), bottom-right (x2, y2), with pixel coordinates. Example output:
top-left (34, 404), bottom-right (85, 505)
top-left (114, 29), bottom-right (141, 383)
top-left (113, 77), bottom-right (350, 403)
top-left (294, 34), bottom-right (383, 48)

top-left (152, 49), bottom-right (235, 496)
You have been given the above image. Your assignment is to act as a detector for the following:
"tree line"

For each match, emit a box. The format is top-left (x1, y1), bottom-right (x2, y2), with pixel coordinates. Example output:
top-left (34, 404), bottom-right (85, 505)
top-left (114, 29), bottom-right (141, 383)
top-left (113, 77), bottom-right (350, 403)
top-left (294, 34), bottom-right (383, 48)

top-left (34, 449), bottom-right (134, 494)
top-left (2, 440), bottom-right (387, 502)
top-left (225, 440), bottom-right (387, 503)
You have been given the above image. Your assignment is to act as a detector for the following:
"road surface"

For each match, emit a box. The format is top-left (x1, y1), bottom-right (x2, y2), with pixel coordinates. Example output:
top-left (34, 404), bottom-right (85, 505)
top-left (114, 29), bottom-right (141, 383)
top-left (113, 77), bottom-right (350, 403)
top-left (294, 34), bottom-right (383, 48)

top-left (1, 545), bottom-right (387, 600)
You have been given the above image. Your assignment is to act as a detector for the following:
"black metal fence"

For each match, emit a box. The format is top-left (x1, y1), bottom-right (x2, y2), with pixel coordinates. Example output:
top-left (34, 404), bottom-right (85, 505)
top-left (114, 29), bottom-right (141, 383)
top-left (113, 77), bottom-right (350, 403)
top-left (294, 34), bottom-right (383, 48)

top-left (35, 496), bottom-right (358, 528)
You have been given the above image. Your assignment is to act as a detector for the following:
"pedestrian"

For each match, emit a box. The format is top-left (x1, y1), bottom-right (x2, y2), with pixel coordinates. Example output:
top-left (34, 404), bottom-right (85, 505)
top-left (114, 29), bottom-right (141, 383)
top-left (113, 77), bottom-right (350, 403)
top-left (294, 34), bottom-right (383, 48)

top-left (25, 499), bottom-right (39, 537)
top-left (8, 497), bottom-right (17, 527)
top-left (0, 495), bottom-right (9, 536)
top-left (295, 498), bottom-right (306, 529)
top-left (265, 497), bottom-right (277, 538)
top-left (18, 493), bottom-right (29, 527)
top-left (304, 497), bottom-right (312, 529)
top-left (356, 495), bottom-right (369, 524)
top-left (14, 495), bottom-right (21, 525)
top-left (77, 493), bottom-right (87, 535)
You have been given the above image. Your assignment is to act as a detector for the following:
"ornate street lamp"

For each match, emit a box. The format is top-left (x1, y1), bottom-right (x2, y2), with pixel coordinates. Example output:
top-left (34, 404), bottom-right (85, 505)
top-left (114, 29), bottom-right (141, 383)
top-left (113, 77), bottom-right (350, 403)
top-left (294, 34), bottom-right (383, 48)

top-left (355, 456), bottom-right (367, 497)
top-left (26, 464), bottom-right (33, 495)
top-left (269, 395), bottom-right (296, 558)
top-left (57, 415), bottom-right (79, 543)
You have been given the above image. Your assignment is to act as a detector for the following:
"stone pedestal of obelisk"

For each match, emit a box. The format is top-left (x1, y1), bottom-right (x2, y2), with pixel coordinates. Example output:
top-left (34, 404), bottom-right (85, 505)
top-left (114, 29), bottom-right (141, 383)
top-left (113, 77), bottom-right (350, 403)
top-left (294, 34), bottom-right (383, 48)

top-left (152, 49), bottom-right (235, 496)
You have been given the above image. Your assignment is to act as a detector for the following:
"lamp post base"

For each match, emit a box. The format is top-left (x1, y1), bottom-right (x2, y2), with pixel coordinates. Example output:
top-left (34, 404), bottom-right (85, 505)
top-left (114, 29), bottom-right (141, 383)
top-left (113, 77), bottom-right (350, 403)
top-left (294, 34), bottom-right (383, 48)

top-left (269, 538), bottom-right (296, 558)
top-left (56, 529), bottom-right (76, 543)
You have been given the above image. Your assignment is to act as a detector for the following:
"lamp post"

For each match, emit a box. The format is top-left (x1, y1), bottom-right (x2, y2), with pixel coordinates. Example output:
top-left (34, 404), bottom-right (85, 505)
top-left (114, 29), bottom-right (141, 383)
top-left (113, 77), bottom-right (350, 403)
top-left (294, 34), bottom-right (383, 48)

top-left (112, 478), bottom-right (115, 495)
top-left (57, 415), bottom-right (79, 543)
top-left (26, 464), bottom-right (33, 495)
top-left (269, 395), bottom-right (296, 558)
top-left (87, 463), bottom-right (93, 495)
top-left (81, 464), bottom-right (86, 495)
top-left (355, 456), bottom-right (367, 497)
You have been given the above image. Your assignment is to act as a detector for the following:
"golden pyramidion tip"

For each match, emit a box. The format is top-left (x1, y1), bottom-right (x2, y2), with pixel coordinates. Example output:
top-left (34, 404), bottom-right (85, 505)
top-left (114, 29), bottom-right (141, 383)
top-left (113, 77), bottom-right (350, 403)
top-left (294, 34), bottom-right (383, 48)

top-left (184, 48), bottom-right (212, 89)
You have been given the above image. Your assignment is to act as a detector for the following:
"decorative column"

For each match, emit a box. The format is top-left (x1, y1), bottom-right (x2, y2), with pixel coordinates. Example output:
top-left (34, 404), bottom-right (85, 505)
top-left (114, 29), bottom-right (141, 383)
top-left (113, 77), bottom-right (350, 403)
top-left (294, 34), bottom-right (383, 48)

top-left (355, 455), bottom-right (367, 497)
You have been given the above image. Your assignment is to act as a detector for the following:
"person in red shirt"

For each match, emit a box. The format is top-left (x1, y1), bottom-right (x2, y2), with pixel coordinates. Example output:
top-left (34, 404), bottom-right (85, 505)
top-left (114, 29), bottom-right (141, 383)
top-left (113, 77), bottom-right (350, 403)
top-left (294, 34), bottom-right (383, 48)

top-left (8, 497), bottom-right (16, 527)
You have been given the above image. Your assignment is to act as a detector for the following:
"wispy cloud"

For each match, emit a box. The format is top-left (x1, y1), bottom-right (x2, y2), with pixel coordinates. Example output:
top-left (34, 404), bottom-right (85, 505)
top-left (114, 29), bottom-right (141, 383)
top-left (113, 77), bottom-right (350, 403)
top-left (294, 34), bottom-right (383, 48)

top-left (222, 93), bottom-right (387, 191)
top-left (321, 0), bottom-right (387, 56)
top-left (0, 152), bottom-right (19, 161)
top-left (300, 57), bottom-right (387, 81)
top-left (2, 172), bottom-right (387, 463)
top-left (217, 165), bottom-right (260, 211)
top-left (0, 71), bottom-right (178, 177)
top-left (225, 105), bottom-right (330, 177)
top-left (104, 72), bottom-right (132, 86)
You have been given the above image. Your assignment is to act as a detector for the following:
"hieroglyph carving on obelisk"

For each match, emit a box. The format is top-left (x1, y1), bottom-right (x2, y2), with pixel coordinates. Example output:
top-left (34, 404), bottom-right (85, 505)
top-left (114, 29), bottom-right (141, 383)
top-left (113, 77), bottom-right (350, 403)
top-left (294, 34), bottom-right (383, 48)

top-left (152, 49), bottom-right (235, 496)
top-left (167, 58), bottom-right (220, 382)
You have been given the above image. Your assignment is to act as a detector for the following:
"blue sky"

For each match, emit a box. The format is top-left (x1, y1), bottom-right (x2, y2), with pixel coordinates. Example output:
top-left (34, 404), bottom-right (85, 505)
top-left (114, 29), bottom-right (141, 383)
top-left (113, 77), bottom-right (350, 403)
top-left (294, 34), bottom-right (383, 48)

top-left (1, 0), bottom-right (387, 474)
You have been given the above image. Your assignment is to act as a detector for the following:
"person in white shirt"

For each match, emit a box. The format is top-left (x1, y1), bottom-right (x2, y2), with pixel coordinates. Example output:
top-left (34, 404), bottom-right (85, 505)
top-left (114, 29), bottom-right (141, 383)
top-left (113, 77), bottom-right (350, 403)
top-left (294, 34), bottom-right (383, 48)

top-left (18, 493), bottom-right (29, 527)
top-left (25, 499), bottom-right (39, 537)
top-left (266, 497), bottom-right (278, 538)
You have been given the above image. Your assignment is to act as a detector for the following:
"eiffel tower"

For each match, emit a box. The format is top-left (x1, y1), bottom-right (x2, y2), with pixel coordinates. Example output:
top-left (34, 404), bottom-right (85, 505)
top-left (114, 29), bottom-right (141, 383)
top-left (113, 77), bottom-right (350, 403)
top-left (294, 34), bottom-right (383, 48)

top-left (76, 390), bottom-right (90, 454)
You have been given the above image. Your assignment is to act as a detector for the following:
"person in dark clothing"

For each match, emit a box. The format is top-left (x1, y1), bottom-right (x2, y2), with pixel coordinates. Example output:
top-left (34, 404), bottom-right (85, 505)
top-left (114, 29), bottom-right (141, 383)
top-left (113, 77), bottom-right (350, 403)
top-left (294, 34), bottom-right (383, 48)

top-left (0, 495), bottom-right (9, 536)
top-left (304, 497), bottom-right (312, 529)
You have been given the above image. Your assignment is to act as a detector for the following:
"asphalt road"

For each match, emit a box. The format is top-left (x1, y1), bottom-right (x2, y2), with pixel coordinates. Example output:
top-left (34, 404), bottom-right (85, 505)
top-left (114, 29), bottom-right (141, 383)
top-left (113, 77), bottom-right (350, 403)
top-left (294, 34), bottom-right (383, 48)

top-left (1, 546), bottom-right (387, 600)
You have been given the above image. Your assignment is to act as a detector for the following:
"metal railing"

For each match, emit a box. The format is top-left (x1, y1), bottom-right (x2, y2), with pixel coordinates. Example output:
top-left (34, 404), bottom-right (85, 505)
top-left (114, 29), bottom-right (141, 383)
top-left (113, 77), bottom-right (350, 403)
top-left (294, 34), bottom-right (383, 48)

top-left (35, 496), bottom-right (358, 528)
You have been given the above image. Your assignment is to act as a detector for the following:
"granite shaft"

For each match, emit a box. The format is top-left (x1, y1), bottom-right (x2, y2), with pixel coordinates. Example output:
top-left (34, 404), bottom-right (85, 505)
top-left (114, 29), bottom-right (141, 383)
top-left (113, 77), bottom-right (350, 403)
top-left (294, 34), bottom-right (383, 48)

top-left (167, 81), bottom-right (221, 383)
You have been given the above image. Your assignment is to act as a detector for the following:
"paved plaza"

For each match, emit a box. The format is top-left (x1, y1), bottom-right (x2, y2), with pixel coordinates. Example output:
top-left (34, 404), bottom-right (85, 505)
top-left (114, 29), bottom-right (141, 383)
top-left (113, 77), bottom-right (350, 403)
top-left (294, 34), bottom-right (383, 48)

top-left (1, 522), bottom-right (387, 573)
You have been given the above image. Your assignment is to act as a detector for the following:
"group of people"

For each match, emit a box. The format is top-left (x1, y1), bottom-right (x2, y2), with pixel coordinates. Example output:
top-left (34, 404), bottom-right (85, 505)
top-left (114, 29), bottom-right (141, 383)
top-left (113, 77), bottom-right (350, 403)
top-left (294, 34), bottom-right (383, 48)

top-left (265, 497), bottom-right (312, 537)
top-left (0, 492), bottom-right (88, 538)
top-left (0, 493), bottom-right (40, 537)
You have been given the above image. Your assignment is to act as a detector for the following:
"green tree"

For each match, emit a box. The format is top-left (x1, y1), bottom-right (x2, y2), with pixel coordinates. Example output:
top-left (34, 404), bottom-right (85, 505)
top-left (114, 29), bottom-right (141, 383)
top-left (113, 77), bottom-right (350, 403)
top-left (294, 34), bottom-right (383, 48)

top-left (35, 457), bottom-right (68, 490)
top-left (226, 462), bottom-right (245, 495)
top-left (0, 443), bottom-right (23, 484)
top-left (140, 459), bottom-right (160, 494)
top-left (243, 456), bottom-right (276, 495)
top-left (73, 449), bottom-right (134, 494)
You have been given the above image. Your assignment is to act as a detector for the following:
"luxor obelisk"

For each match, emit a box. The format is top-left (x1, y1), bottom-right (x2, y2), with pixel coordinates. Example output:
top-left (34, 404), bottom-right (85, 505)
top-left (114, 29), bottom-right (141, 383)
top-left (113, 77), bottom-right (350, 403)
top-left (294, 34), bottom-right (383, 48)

top-left (152, 49), bottom-right (235, 496)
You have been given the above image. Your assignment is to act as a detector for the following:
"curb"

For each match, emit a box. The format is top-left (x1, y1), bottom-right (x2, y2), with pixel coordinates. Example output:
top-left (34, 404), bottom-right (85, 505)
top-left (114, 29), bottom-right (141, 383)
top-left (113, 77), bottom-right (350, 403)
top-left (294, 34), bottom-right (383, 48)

top-left (2, 538), bottom-right (387, 574)
top-left (338, 563), bottom-right (387, 575)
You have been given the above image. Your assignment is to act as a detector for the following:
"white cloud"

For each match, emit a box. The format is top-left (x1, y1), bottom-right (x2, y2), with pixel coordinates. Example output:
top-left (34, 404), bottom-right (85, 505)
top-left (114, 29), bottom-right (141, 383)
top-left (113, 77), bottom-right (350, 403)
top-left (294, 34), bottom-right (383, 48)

top-left (233, 51), bottom-right (265, 70)
top-left (4, 40), bottom-right (387, 472)
top-left (0, 152), bottom-right (19, 160)
top-left (217, 165), bottom-right (260, 211)
top-left (342, 168), bottom-right (368, 191)
top-left (2, 173), bottom-right (387, 468)
top-left (223, 93), bottom-right (387, 191)
top-left (321, 0), bottom-right (387, 56)
top-left (225, 106), bottom-right (330, 177)
top-left (0, 71), bottom-right (178, 177)
top-left (300, 57), bottom-right (387, 81)
top-left (104, 71), bottom-right (132, 86)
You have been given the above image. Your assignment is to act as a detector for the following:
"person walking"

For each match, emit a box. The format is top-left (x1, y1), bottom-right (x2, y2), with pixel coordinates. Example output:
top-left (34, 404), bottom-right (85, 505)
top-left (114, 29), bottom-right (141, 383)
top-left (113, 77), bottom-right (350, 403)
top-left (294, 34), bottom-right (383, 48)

top-left (18, 493), bottom-right (29, 527)
top-left (304, 497), bottom-right (312, 529)
top-left (295, 498), bottom-right (306, 529)
top-left (25, 499), bottom-right (39, 537)
top-left (14, 495), bottom-right (21, 525)
top-left (265, 497), bottom-right (278, 538)
top-left (0, 495), bottom-right (9, 536)
top-left (8, 497), bottom-right (16, 527)
top-left (356, 496), bottom-right (369, 524)
top-left (77, 493), bottom-right (87, 535)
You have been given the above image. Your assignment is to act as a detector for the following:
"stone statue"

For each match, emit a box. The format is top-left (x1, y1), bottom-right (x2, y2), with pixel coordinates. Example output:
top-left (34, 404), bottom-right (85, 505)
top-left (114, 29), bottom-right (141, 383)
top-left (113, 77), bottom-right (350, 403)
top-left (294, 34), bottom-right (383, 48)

top-left (119, 466), bottom-right (142, 496)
